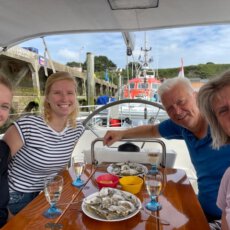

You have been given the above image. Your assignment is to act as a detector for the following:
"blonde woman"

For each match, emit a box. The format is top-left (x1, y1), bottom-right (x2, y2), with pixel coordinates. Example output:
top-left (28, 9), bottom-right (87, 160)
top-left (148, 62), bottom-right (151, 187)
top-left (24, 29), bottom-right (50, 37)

top-left (3, 72), bottom-right (85, 215)
top-left (197, 70), bottom-right (230, 230)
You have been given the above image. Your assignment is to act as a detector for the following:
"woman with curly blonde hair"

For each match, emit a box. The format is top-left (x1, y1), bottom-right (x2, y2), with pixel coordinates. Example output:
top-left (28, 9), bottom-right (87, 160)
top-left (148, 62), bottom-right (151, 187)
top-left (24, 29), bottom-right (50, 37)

top-left (3, 71), bottom-right (85, 215)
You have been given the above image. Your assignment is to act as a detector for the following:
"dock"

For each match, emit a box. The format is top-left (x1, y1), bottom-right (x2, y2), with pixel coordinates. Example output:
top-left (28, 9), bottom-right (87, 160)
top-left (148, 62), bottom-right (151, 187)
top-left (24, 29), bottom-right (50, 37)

top-left (0, 46), bottom-right (117, 114)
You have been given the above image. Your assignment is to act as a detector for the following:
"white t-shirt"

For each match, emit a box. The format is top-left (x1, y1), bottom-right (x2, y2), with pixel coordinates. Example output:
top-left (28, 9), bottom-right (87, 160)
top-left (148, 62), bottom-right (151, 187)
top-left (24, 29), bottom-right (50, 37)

top-left (8, 115), bottom-right (85, 193)
top-left (217, 167), bottom-right (230, 228)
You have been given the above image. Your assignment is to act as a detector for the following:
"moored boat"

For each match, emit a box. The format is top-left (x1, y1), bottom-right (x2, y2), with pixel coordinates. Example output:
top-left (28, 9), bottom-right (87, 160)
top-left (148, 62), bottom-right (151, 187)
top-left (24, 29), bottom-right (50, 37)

top-left (123, 34), bottom-right (162, 101)
top-left (123, 69), bottom-right (161, 101)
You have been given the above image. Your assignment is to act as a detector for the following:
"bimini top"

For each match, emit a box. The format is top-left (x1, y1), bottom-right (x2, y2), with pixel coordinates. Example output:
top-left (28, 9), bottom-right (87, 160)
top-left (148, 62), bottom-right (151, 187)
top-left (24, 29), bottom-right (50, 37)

top-left (0, 0), bottom-right (230, 48)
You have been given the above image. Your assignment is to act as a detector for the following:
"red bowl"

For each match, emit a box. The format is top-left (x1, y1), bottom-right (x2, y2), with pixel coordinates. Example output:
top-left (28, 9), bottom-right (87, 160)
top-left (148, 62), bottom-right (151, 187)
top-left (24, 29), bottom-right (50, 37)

top-left (96, 174), bottom-right (119, 189)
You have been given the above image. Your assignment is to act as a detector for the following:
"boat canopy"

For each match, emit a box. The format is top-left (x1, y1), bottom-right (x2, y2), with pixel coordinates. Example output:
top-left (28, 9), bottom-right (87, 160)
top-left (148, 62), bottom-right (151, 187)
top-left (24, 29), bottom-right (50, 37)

top-left (0, 0), bottom-right (230, 49)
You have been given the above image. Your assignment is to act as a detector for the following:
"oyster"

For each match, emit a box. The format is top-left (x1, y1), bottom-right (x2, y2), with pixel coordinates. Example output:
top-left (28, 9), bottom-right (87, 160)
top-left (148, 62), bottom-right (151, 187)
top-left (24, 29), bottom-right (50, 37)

top-left (108, 162), bottom-right (147, 177)
top-left (118, 200), bottom-right (136, 212)
top-left (111, 167), bottom-right (120, 174)
top-left (111, 193), bottom-right (125, 203)
top-left (101, 197), bottom-right (112, 209)
top-left (98, 187), bottom-right (113, 197)
top-left (84, 196), bottom-right (102, 205)
top-left (121, 168), bottom-right (139, 176)
top-left (121, 164), bottom-right (130, 171)
top-left (86, 204), bottom-right (108, 219)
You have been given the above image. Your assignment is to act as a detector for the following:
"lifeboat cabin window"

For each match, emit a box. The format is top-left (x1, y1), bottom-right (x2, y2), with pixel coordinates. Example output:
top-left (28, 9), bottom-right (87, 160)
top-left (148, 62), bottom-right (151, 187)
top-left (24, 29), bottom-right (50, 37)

top-left (146, 71), bottom-right (155, 76)
top-left (129, 83), bottom-right (135, 89)
top-left (139, 82), bottom-right (148, 89)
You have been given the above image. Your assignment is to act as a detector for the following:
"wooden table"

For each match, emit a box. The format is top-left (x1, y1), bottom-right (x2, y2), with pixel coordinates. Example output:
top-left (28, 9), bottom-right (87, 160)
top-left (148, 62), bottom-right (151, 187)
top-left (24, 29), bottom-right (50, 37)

top-left (2, 164), bottom-right (210, 230)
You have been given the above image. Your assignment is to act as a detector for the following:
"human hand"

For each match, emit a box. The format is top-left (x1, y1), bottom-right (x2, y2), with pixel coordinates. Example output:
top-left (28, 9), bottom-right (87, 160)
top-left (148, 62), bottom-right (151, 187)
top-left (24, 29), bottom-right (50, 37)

top-left (103, 130), bottom-right (123, 146)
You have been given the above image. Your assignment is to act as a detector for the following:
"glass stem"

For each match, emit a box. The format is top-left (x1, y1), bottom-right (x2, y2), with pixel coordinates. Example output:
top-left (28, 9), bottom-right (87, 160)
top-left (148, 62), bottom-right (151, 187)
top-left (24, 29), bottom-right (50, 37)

top-left (150, 195), bottom-right (157, 203)
top-left (150, 164), bottom-right (158, 173)
top-left (49, 204), bottom-right (57, 212)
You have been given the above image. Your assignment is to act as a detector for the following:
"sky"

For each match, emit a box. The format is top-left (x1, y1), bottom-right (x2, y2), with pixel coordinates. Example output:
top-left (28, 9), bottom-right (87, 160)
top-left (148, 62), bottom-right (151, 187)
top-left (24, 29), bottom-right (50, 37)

top-left (19, 24), bottom-right (230, 70)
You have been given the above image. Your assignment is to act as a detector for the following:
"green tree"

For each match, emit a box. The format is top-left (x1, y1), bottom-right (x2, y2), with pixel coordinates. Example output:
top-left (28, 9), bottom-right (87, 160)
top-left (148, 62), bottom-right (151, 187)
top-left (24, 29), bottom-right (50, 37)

top-left (82, 55), bottom-right (118, 83)
top-left (82, 56), bottom-right (116, 72)
top-left (158, 63), bottom-right (230, 79)
top-left (66, 61), bottom-right (82, 67)
top-left (94, 56), bottom-right (116, 72)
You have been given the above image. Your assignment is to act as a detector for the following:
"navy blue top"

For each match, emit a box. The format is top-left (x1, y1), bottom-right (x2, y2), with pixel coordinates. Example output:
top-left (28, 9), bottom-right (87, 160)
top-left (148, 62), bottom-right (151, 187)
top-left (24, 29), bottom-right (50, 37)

top-left (0, 140), bottom-right (10, 228)
top-left (159, 119), bottom-right (230, 219)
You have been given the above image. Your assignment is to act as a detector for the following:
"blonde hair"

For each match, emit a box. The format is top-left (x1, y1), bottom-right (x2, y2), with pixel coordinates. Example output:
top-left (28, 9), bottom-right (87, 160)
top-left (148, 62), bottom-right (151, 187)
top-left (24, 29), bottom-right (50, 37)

top-left (44, 71), bottom-right (79, 128)
top-left (197, 70), bottom-right (230, 149)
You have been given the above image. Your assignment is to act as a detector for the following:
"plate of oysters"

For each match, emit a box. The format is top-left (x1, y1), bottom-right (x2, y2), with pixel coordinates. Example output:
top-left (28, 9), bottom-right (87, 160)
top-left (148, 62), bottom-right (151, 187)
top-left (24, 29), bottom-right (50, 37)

top-left (82, 187), bottom-right (142, 221)
top-left (107, 162), bottom-right (148, 177)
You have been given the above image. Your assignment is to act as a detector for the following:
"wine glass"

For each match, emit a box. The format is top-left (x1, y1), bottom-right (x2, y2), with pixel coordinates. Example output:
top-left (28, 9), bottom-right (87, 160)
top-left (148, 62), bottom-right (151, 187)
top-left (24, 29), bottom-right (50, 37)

top-left (147, 152), bottom-right (159, 174)
top-left (145, 170), bottom-right (164, 211)
top-left (72, 158), bottom-right (85, 187)
top-left (43, 175), bottom-right (63, 218)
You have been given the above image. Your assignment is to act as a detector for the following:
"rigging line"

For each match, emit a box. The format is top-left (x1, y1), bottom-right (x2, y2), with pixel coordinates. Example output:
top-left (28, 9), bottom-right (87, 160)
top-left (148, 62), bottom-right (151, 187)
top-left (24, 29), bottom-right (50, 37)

top-left (41, 37), bottom-right (56, 74)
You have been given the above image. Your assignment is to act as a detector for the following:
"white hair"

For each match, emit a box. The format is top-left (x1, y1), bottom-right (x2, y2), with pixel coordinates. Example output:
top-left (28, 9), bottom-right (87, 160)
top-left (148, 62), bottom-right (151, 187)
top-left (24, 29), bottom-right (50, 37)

top-left (158, 77), bottom-right (194, 99)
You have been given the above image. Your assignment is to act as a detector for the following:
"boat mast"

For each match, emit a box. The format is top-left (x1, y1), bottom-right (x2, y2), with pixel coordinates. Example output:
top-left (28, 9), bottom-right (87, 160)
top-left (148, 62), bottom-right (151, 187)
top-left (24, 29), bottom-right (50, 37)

top-left (141, 32), bottom-right (152, 69)
top-left (122, 32), bottom-right (135, 98)
top-left (41, 37), bottom-right (56, 75)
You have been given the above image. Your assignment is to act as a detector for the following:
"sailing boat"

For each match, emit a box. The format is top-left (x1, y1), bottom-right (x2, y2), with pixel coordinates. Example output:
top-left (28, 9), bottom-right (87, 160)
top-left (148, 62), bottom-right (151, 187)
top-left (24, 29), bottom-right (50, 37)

top-left (123, 33), bottom-right (161, 102)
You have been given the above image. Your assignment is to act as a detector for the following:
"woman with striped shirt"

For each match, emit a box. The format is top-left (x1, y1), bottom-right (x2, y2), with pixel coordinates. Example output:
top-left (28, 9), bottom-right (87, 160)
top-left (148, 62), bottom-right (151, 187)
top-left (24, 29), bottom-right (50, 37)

top-left (3, 71), bottom-right (85, 215)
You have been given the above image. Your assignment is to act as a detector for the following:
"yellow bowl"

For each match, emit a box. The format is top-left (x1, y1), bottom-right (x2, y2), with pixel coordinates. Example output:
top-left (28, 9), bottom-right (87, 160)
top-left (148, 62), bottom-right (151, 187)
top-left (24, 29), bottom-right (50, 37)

top-left (119, 176), bottom-right (143, 194)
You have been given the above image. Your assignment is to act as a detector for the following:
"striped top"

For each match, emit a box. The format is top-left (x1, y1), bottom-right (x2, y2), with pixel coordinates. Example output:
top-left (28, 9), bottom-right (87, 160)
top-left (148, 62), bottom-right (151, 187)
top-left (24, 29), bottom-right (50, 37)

top-left (8, 115), bottom-right (85, 193)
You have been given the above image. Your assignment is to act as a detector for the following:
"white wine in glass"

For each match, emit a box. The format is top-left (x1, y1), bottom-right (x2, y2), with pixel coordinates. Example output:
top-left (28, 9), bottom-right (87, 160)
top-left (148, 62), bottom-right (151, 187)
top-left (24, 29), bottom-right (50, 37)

top-left (43, 175), bottom-right (63, 218)
top-left (74, 162), bottom-right (84, 176)
top-left (145, 172), bottom-right (163, 211)
top-left (147, 152), bottom-right (159, 173)
top-left (72, 159), bottom-right (85, 187)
